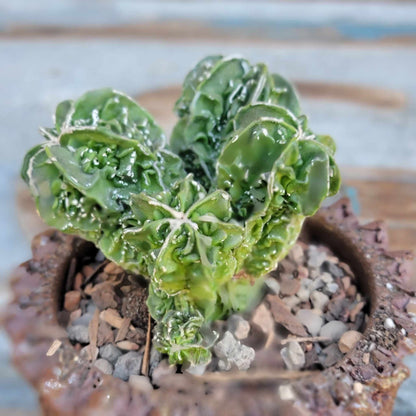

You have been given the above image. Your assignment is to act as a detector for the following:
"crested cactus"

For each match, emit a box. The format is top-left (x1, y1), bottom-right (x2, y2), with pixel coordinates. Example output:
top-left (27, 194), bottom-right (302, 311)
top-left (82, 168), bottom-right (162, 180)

top-left (22, 56), bottom-right (340, 366)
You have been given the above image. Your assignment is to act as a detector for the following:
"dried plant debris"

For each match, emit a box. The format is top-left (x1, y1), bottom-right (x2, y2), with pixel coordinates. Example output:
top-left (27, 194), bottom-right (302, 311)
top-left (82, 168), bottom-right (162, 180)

top-left (62, 241), bottom-right (370, 385)
top-left (64, 250), bottom-right (154, 382)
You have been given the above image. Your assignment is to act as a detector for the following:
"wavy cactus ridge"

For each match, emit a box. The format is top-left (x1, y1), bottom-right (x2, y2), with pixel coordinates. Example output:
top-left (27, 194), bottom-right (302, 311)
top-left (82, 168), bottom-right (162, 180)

top-left (22, 56), bottom-right (340, 366)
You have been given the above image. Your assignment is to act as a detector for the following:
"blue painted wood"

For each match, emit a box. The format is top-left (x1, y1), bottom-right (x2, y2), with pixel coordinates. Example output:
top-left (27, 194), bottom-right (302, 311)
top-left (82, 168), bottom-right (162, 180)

top-left (1, 1), bottom-right (416, 42)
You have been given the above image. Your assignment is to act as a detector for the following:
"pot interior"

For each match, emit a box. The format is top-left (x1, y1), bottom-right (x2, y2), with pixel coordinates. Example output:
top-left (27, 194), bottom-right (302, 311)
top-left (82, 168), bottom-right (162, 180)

top-left (302, 216), bottom-right (376, 324)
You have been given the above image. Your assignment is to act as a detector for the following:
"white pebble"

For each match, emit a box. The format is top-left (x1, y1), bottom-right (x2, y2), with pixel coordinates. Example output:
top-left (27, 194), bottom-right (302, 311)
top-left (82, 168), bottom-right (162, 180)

top-left (353, 382), bottom-right (363, 395)
top-left (384, 318), bottom-right (396, 329)
top-left (386, 283), bottom-right (393, 290)
top-left (227, 315), bottom-right (250, 340)
top-left (310, 290), bottom-right (329, 311)
top-left (218, 359), bottom-right (231, 371)
top-left (281, 341), bottom-right (305, 370)
top-left (296, 309), bottom-right (324, 336)
top-left (278, 384), bottom-right (296, 401)
top-left (265, 277), bottom-right (281, 295)
top-left (319, 321), bottom-right (348, 343)
top-left (214, 331), bottom-right (255, 371)
top-left (308, 245), bottom-right (327, 268)
top-left (321, 272), bottom-right (333, 284)
top-left (325, 282), bottom-right (339, 295)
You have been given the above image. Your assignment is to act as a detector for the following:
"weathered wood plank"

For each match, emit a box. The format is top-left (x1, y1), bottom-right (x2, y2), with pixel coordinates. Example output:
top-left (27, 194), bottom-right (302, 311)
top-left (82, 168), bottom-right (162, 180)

top-left (342, 168), bottom-right (416, 225)
top-left (1, 2), bottom-right (416, 44)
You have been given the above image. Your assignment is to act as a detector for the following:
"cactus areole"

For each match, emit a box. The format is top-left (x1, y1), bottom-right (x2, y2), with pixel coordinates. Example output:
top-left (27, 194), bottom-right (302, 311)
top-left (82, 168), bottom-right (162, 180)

top-left (22, 56), bottom-right (340, 366)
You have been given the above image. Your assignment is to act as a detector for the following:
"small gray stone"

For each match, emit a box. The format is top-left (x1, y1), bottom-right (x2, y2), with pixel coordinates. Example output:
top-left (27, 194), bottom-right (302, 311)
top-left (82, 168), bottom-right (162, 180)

top-left (214, 331), bottom-right (255, 371)
top-left (67, 325), bottom-right (90, 344)
top-left (113, 351), bottom-right (143, 381)
top-left (218, 359), bottom-right (231, 371)
top-left (308, 245), bottom-right (327, 269)
top-left (86, 302), bottom-right (97, 314)
top-left (310, 290), bottom-right (329, 311)
top-left (227, 315), bottom-right (250, 340)
top-left (99, 344), bottom-right (123, 364)
top-left (281, 341), bottom-right (305, 370)
top-left (213, 331), bottom-right (236, 359)
top-left (319, 321), bottom-right (348, 343)
top-left (72, 302), bottom-right (97, 326)
top-left (320, 343), bottom-right (343, 367)
top-left (129, 375), bottom-right (153, 393)
top-left (233, 344), bottom-right (255, 371)
top-left (324, 282), bottom-right (339, 295)
top-left (300, 278), bottom-right (313, 290)
top-left (323, 261), bottom-right (344, 279)
top-left (296, 280), bottom-right (312, 302)
top-left (265, 277), bottom-right (281, 295)
top-left (320, 272), bottom-right (333, 284)
top-left (94, 358), bottom-right (113, 375)
top-left (310, 278), bottom-right (325, 291)
top-left (296, 309), bottom-right (324, 336)
top-left (309, 269), bottom-right (320, 280)
top-left (72, 313), bottom-right (93, 327)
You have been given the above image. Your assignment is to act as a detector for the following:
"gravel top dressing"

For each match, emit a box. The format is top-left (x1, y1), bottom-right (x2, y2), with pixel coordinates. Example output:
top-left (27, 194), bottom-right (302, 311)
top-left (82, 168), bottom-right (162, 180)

top-left (61, 238), bottom-right (369, 391)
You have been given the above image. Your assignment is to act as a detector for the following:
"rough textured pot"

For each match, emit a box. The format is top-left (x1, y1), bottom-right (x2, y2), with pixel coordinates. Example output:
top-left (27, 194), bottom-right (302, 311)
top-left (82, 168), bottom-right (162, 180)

top-left (4, 198), bottom-right (416, 416)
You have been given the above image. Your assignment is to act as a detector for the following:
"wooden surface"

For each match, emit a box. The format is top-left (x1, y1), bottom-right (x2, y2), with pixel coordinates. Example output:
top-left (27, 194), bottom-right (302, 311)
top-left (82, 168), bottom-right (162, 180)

top-left (1, 1), bottom-right (416, 414)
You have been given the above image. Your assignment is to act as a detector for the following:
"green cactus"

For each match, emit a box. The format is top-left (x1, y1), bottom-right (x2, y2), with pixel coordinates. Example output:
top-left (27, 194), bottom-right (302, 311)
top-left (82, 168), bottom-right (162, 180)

top-left (22, 56), bottom-right (340, 366)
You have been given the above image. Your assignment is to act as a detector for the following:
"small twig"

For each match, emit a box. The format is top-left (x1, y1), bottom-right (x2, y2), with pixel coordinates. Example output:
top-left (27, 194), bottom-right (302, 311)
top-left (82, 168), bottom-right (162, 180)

top-left (65, 257), bottom-right (77, 292)
top-left (264, 332), bottom-right (274, 349)
top-left (141, 312), bottom-right (152, 377)
top-left (193, 369), bottom-right (319, 382)
top-left (81, 260), bottom-right (109, 288)
top-left (46, 339), bottom-right (62, 357)
top-left (280, 336), bottom-right (331, 345)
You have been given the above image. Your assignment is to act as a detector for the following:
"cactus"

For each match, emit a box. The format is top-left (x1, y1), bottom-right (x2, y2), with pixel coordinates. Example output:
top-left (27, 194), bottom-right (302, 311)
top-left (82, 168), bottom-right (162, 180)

top-left (22, 56), bottom-right (340, 366)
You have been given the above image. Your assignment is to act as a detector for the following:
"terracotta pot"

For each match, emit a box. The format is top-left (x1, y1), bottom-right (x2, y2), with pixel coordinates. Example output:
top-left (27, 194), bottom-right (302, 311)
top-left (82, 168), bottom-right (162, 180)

top-left (4, 198), bottom-right (416, 416)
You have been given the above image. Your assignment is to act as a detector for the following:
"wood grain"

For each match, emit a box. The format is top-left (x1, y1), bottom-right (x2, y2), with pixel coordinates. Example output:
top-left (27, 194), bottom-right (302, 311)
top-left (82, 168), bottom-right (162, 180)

top-left (2, 2), bottom-right (416, 45)
top-left (2, 23), bottom-right (416, 47)
top-left (136, 84), bottom-right (407, 136)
